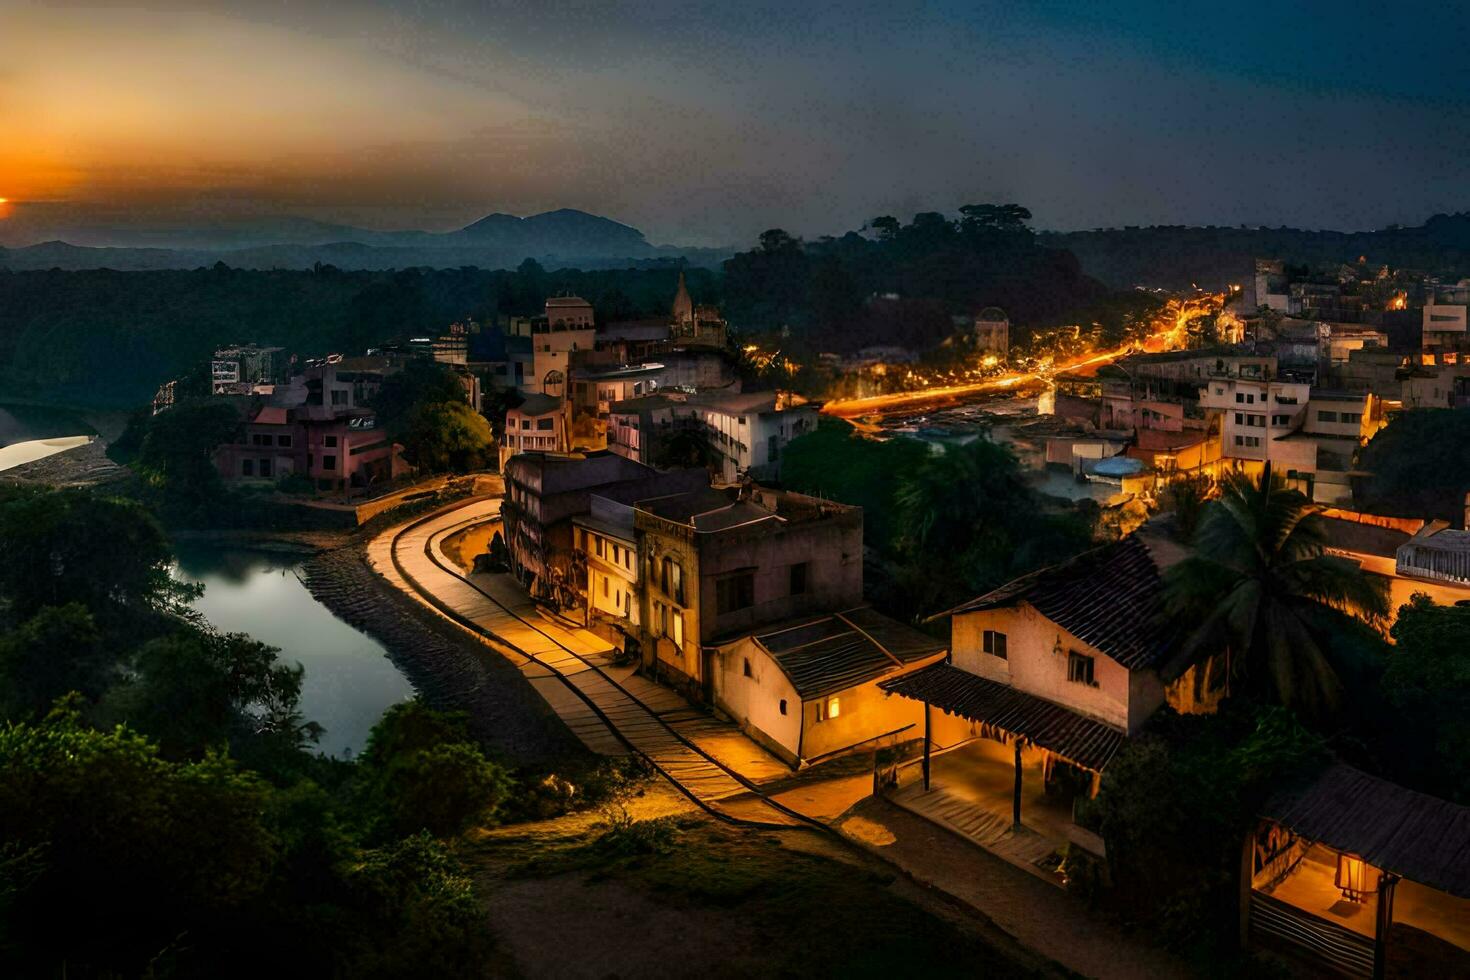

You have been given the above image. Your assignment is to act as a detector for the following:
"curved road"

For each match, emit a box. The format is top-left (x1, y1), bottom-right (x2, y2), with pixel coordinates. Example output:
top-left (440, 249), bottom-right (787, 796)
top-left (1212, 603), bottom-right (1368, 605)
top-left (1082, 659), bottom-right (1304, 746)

top-left (370, 497), bottom-right (806, 828)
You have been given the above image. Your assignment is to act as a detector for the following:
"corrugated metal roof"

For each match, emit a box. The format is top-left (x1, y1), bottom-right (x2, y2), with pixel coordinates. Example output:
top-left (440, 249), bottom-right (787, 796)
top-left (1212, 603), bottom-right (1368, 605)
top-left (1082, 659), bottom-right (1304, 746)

top-left (932, 536), bottom-right (1171, 671)
top-left (735, 608), bottom-right (946, 700)
top-left (1263, 763), bottom-right (1470, 898)
top-left (879, 663), bottom-right (1125, 772)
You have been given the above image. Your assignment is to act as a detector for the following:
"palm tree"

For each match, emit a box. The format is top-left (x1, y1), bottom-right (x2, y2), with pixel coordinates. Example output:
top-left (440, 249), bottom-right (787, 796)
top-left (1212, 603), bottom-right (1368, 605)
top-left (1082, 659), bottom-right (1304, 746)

top-left (1164, 462), bottom-right (1390, 721)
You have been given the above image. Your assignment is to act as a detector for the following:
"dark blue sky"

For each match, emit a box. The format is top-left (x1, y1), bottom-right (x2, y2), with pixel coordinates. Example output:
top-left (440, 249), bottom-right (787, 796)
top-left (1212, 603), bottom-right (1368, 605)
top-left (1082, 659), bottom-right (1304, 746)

top-left (5, 0), bottom-right (1467, 246)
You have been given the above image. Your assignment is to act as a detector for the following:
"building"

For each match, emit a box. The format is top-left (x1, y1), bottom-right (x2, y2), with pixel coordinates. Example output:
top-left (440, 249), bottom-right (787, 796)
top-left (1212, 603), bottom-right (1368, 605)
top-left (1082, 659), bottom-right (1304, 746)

top-left (1396, 521), bottom-right (1470, 588)
top-left (669, 270), bottom-right (728, 348)
top-left (1423, 303), bottom-right (1468, 351)
top-left (1252, 259), bottom-right (1291, 312)
top-left (570, 363), bottom-right (665, 419)
top-left (211, 345), bottom-right (288, 395)
top-left (606, 394), bottom-right (679, 465)
top-left (531, 296), bottom-right (597, 396)
top-left (633, 485), bottom-right (863, 699)
top-left (973, 307), bottom-right (1010, 356)
top-left (1244, 764), bottom-right (1469, 977)
top-left (501, 451), bottom-right (706, 607)
top-left (878, 537), bottom-right (1204, 851)
top-left (573, 493), bottom-right (641, 642)
top-left (499, 394), bottom-right (574, 470)
top-left (211, 361), bottom-right (405, 491)
top-left (670, 391), bottom-right (819, 484)
top-left (709, 608), bottom-right (948, 768)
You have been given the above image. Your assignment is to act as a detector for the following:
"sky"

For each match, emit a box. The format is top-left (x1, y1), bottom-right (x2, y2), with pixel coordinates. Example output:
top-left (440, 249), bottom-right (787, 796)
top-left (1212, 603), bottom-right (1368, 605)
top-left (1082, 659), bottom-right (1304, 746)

top-left (2, 0), bottom-right (1468, 247)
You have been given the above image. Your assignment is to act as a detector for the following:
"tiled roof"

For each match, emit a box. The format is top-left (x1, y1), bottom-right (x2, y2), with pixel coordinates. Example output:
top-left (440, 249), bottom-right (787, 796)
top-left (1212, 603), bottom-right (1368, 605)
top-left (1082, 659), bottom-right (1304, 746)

top-left (741, 608), bottom-right (946, 700)
top-left (879, 663), bottom-right (1125, 772)
top-left (931, 535), bottom-right (1170, 671)
top-left (1264, 764), bottom-right (1470, 898)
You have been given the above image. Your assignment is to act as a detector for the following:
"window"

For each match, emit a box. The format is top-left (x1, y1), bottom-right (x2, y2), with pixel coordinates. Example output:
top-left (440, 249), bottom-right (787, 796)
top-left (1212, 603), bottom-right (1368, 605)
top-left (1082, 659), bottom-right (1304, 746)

top-left (242, 459), bottom-right (254, 476)
top-left (816, 697), bottom-right (841, 722)
top-left (1317, 410), bottom-right (1339, 423)
top-left (324, 435), bottom-right (338, 448)
top-left (596, 537), bottom-right (604, 558)
top-left (537, 418), bottom-right (554, 430)
top-left (1067, 651), bottom-right (1095, 685)
top-left (672, 610), bottom-right (684, 647)
top-left (716, 572), bottom-right (755, 614)
top-left (521, 419), bottom-right (531, 430)
top-left (1341, 412), bottom-right (1362, 424)
top-left (743, 658), bottom-right (752, 678)
top-left (1272, 414), bottom-right (1291, 426)
top-left (789, 562), bottom-right (809, 596)
top-left (277, 435), bottom-right (292, 447)
top-left (779, 699), bottom-right (787, 716)
top-left (982, 629), bottom-right (1007, 659)
top-left (661, 558), bottom-right (684, 605)
top-left (1248, 414), bottom-right (1265, 427)
top-left (602, 576), bottom-right (609, 599)
top-left (330, 389), bottom-right (347, 405)
top-left (259, 458), bottom-right (273, 478)
top-left (322, 455), bottom-right (336, 470)
top-left (1234, 392), bottom-right (1255, 404)
top-left (1215, 387), bottom-right (1225, 395)
top-left (1234, 435), bottom-right (1261, 448)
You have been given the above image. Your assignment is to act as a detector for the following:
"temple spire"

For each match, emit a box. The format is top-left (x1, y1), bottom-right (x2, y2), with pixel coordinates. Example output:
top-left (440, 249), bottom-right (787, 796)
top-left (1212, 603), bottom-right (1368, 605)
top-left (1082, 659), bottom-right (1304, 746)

top-left (672, 269), bottom-right (693, 323)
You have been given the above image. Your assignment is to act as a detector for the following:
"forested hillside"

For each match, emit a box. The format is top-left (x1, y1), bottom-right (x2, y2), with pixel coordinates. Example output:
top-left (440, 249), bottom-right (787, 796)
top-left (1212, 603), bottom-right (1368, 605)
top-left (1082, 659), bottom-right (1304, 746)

top-left (1044, 212), bottom-right (1470, 290)
top-left (0, 263), bottom-right (714, 408)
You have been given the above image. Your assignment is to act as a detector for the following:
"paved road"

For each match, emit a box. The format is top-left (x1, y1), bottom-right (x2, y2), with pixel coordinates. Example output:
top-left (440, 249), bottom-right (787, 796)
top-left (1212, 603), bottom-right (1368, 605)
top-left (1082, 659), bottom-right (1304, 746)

top-left (370, 498), bottom-right (805, 827)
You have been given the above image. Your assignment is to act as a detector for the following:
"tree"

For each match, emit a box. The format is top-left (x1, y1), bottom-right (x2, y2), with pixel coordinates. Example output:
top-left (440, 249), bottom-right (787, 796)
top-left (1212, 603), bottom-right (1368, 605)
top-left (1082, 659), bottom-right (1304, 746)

top-left (0, 487), bottom-right (200, 624)
top-left (1382, 595), bottom-right (1470, 803)
top-left (651, 425), bottom-right (714, 471)
top-left (868, 216), bottom-right (901, 242)
top-left (400, 401), bottom-right (494, 473)
top-left (0, 604), bottom-right (115, 720)
top-left (368, 359), bottom-right (469, 435)
top-left (135, 398), bottom-right (242, 501)
top-left (0, 701), bottom-right (276, 976)
top-left (358, 702), bottom-right (512, 839)
top-left (102, 629), bottom-right (322, 764)
top-left (1355, 409), bottom-right (1470, 523)
top-left (1164, 464), bottom-right (1390, 721)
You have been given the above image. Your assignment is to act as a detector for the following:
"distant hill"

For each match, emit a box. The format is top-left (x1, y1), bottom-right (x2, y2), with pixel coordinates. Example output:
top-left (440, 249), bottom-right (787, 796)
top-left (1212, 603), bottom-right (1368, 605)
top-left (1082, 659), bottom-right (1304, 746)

top-left (1042, 213), bottom-right (1470, 290)
top-left (0, 208), bottom-right (733, 272)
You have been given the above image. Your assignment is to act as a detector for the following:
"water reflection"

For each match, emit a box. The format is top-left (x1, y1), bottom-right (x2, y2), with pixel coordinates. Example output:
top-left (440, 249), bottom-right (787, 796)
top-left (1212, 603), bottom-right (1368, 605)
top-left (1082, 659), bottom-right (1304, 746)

top-left (172, 544), bottom-right (413, 758)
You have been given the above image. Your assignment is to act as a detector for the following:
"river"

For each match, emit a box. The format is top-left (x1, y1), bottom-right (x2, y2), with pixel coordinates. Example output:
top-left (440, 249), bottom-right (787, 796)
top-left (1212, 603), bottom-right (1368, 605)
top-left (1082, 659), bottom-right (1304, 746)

top-left (172, 544), bottom-right (414, 758)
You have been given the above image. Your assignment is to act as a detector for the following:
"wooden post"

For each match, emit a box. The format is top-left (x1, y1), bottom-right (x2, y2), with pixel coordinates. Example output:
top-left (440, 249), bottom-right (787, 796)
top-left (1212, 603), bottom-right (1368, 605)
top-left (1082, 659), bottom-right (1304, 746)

top-left (921, 703), bottom-right (932, 791)
top-left (1373, 873), bottom-right (1398, 980)
top-left (1012, 739), bottom-right (1023, 828)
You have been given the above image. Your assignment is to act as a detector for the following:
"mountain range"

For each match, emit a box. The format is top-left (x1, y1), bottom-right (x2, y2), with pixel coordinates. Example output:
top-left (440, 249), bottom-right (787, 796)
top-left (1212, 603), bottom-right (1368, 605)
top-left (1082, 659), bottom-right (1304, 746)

top-left (0, 208), bottom-right (734, 272)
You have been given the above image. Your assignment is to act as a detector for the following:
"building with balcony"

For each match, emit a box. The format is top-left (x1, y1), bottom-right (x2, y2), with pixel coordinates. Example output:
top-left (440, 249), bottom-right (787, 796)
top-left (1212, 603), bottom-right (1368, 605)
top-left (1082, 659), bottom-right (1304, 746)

top-left (669, 391), bottom-right (819, 484)
top-left (499, 393), bottom-right (574, 470)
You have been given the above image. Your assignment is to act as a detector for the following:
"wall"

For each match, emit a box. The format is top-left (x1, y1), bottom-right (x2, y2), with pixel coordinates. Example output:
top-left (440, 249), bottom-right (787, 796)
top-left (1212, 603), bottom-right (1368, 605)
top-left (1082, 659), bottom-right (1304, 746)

top-left (799, 667), bottom-right (937, 762)
top-left (951, 604), bottom-right (1136, 731)
top-left (711, 636), bottom-right (803, 764)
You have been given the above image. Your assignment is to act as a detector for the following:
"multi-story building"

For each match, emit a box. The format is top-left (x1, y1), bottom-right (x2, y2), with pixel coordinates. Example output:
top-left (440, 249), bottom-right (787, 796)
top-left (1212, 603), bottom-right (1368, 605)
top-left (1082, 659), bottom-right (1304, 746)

top-left (531, 296), bottom-right (596, 396)
top-left (499, 394), bottom-right (574, 470)
top-left (633, 485), bottom-right (862, 698)
top-left (570, 363), bottom-right (665, 419)
top-left (211, 361), bottom-right (404, 491)
top-left (606, 394), bottom-right (678, 465)
top-left (1423, 303), bottom-right (1468, 351)
top-left (211, 345), bottom-right (288, 395)
top-left (572, 493), bottom-right (641, 641)
top-left (669, 391), bottom-right (819, 484)
top-left (501, 451), bottom-right (705, 607)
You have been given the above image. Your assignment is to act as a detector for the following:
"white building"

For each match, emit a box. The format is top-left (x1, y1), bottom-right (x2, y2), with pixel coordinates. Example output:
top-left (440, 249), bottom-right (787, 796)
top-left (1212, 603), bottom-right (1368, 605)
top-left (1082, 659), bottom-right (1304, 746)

top-left (573, 494), bottom-right (641, 637)
top-left (671, 391), bottom-right (819, 484)
top-left (532, 296), bottom-right (597, 396)
top-left (500, 393), bottom-right (574, 470)
top-left (1423, 304), bottom-right (1468, 350)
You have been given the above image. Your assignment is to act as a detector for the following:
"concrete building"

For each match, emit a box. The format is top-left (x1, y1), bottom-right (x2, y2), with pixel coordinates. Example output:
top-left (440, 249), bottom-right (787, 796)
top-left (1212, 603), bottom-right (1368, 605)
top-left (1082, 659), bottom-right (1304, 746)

top-left (212, 361), bottom-right (405, 491)
top-left (709, 608), bottom-right (947, 768)
top-left (606, 394), bottom-right (678, 466)
top-left (501, 451), bottom-right (706, 607)
top-left (573, 493), bottom-right (641, 642)
top-left (1396, 521), bottom-right (1470, 588)
top-left (670, 391), bottom-right (819, 484)
top-left (570, 363), bottom-right (664, 419)
top-left (632, 485), bottom-right (863, 699)
top-left (1253, 259), bottom-right (1290, 312)
top-left (499, 393), bottom-right (574, 470)
top-left (1423, 303), bottom-right (1468, 351)
top-left (531, 296), bottom-right (596, 396)
top-left (211, 345), bottom-right (288, 395)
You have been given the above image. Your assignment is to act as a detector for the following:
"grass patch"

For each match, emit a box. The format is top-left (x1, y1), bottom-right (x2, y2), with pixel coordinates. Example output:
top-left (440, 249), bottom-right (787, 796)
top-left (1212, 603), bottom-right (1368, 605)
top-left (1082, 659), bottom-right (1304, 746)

top-left (502, 816), bottom-right (1033, 977)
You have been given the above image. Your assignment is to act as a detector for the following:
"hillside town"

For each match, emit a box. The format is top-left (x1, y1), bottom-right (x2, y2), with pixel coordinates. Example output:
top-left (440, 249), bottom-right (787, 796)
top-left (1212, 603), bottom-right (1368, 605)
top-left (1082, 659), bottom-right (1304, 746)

top-left (60, 253), bottom-right (1463, 978)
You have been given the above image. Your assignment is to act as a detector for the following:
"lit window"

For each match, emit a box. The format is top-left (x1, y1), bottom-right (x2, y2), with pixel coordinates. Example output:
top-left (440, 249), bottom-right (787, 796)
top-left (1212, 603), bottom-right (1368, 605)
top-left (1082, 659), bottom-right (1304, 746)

top-left (828, 697), bottom-right (840, 719)
top-left (672, 611), bottom-right (684, 648)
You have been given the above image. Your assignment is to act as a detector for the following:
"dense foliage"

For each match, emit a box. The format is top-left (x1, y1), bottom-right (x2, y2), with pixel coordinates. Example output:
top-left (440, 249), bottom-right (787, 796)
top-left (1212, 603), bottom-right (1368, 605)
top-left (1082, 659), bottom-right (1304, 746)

top-left (400, 401), bottom-right (495, 474)
top-left (1381, 595), bottom-right (1470, 804)
top-left (1165, 465), bottom-right (1390, 722)
top-left (1355, 408), bottom-right (1470, 523)
top-left (721, 207), bottom-right (1154, 354)
top-left (1087, 706), bottom-right (1329, 954)
top-left (0, 485), bottom-right (512, 976)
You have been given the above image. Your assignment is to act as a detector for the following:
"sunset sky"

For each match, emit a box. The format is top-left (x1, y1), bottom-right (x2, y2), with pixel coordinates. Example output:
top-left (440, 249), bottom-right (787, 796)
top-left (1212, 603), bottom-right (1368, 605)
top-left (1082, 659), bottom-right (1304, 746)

top-left (4, 1), bottom-right (1469, 246)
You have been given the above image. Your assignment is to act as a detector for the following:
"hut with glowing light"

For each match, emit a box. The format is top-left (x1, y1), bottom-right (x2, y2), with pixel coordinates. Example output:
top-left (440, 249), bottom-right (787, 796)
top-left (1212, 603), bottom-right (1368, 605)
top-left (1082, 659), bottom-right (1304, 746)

top-left (1244, 764), bottom-right (1469, 978)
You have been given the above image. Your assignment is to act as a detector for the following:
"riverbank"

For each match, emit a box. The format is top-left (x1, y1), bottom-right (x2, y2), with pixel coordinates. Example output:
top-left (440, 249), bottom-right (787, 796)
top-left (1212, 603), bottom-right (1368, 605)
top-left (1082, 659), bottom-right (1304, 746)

top-left (300, 537), bottom-right (588, 767)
